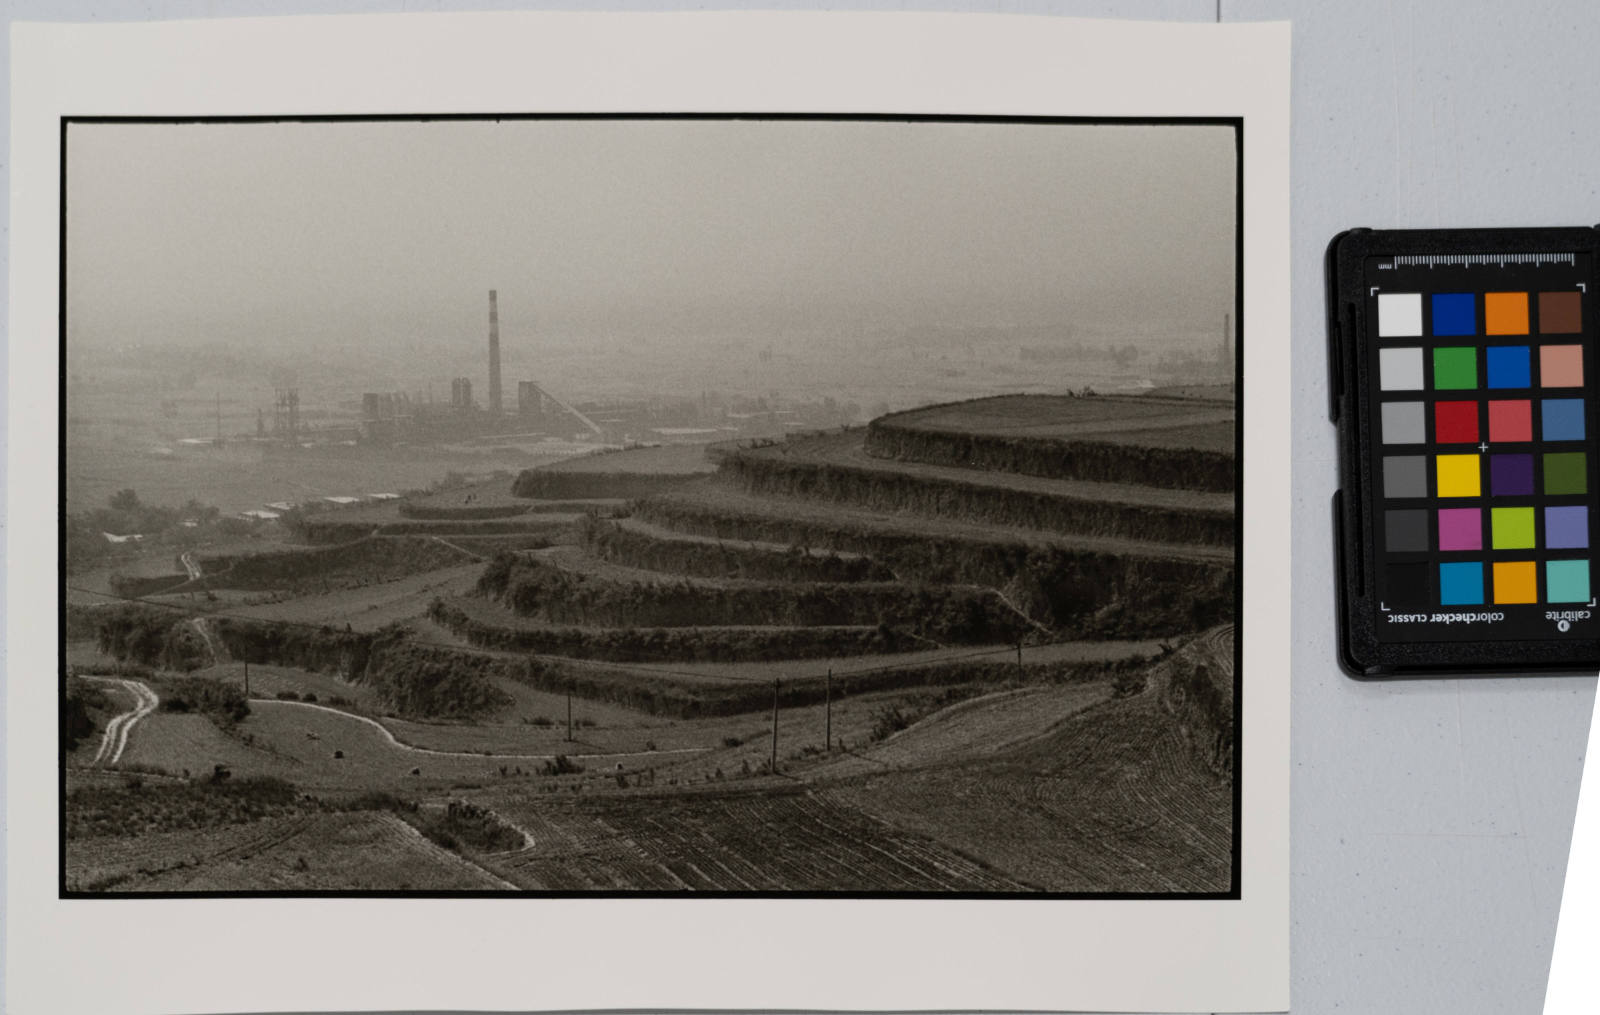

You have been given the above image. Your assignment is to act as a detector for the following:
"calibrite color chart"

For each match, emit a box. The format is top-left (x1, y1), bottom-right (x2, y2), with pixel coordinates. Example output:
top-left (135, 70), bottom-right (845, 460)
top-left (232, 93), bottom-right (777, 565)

top-left (1367, 252), bottom-right (1597, 643)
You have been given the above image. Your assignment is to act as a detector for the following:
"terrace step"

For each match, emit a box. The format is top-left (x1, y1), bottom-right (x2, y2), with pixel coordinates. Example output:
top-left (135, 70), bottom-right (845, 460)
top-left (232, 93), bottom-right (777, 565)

top-left (584, 517), bottom-right (892, 583)
top-left (722, 430), bottom-right (1233, 546)
top-left (481, 547), bottom-right (1030, 644)
top-left (636, 484), bottom-right (1232, 565)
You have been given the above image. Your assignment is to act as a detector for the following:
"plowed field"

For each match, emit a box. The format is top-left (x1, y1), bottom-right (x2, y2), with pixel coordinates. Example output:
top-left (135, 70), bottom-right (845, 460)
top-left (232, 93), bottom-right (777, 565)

top-left (489, 787), bottom-right (1027, 891)
top-left (827, 690), bottom-right (1232, 893)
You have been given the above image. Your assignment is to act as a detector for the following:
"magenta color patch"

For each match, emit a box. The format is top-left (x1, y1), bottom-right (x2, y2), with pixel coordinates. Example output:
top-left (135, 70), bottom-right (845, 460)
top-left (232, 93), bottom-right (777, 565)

top-left (1437, 508), bottom-right (1482, 552)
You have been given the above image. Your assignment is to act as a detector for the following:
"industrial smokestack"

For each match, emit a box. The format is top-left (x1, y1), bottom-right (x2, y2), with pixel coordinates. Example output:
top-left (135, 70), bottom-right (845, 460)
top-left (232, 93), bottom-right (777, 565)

top-left (488, 289), bottom-right (502, 416)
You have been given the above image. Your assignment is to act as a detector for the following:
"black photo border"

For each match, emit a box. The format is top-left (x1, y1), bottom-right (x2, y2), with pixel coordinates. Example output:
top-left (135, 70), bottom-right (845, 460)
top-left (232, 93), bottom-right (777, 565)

top-left (58, 112), bottom-right (1244, 901)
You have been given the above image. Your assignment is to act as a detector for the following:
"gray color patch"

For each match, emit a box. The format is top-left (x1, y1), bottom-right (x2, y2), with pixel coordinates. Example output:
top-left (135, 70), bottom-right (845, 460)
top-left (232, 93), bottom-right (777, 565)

top-left (1381, 401), bottom-right (1427, 444)
top-left (1384, 508), bottom-right (1430, 552)
top-left (1383, 455), bottom-right (1428, 498)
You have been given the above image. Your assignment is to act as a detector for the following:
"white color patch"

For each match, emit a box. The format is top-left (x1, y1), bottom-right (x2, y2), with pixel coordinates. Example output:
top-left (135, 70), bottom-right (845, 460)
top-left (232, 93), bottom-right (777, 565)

top-left (1379, 291), bottom-right (1424, 337)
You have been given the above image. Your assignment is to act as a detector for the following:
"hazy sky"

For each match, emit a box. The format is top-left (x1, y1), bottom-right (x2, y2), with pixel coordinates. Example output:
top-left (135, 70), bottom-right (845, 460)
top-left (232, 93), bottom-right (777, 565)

top-left (66, 119), bottom-right (1236, 354)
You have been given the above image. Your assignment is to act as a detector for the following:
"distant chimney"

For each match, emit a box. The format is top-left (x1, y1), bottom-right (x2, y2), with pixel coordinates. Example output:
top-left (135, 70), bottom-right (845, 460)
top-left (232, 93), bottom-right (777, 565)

top-left (488, 289), bottom-right (502, 415)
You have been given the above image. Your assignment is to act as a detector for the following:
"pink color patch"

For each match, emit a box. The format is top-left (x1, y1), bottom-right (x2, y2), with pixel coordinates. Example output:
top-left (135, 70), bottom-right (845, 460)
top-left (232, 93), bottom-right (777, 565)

top-left (1437, 508), bottom-right (1482, 552)
top-left (1487, 399), bottom-right (1532, 443)
top-left (1540, 344), bottom-right (1584, 387)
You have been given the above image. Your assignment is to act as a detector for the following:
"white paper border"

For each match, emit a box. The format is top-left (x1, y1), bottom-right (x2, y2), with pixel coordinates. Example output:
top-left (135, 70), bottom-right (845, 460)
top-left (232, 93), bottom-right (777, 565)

top-left (8, 12), bottom-right (1291, 1014)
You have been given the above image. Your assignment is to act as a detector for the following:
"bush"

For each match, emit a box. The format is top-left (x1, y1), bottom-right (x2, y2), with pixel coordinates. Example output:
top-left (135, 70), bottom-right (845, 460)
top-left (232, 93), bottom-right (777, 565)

top-left (541, 755), bottom-right (584, 777)
top-left (275, 690), bottom-right (301, 701)
top-left (159, 677), bottom-right (249, 728)
top-left (62, 678), bottom-right (111, 752)
top-left (869, 704), bottom-right (913, 742)
top-left (415, 800), bottom-right (524, 853)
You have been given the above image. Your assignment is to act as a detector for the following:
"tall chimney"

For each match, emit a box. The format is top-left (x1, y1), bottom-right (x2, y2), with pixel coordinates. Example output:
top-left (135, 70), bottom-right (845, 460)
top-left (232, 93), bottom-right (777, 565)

top-left (488, 289), bottom-right (502, 415)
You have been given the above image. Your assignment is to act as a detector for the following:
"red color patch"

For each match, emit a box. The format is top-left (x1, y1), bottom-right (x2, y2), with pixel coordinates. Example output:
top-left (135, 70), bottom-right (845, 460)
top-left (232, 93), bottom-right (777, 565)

top-left (1434, 400), bottom-right (1480, 444)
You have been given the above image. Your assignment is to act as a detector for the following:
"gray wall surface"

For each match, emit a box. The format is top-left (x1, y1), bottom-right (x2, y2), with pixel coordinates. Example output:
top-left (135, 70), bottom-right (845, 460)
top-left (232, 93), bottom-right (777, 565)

top-left (8, 1), bottom-right (1600, 1013)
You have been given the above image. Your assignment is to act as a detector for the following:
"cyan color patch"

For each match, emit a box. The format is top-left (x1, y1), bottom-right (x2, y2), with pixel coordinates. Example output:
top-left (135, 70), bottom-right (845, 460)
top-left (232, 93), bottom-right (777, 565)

top-left (1431, 292), bottom-right (1476, 336)
top-left (1546, 560), bottom-right (1591, 604)
top-left (1439, 561), bottom-right (1484, 605)
top-left (1486, 345), bottom-right (1532, 388)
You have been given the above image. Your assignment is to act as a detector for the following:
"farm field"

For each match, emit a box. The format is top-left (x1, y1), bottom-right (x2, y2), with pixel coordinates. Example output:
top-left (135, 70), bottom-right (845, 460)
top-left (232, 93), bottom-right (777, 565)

top-left (221, 562), bottom-right (484, 629)
top-left (638, 483), bottom-right (1233, 563)
top-left (486, 787), bottom-right (1028, 892)
top-left (68, 811), bottom-right (515, 892)
top-left (66, 391), bottom-right (1236, 895)
top-left (879, 393), bottom-right (1235, 449)
top-left (824, 690), bottom-right (1232, 892)
top-left (738, 429), bottom-right (1234, 514)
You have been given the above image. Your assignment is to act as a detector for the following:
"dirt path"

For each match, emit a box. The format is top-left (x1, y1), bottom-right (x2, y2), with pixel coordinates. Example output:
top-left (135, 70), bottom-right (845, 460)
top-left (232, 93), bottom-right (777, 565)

top-left (252, 699), bottom-right (712, 762)
top-left (180, 551), bottom-right (203, 580)
top-left (80, 676), bottom-right (159, 767)
top-left (186, 618), bottom-right (226, 664)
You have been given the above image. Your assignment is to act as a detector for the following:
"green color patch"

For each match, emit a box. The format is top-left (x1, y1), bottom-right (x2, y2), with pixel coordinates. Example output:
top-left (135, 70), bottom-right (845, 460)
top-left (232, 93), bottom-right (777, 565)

top-left (1544, 452), bottom-right (1589, 496)
top-left (1490, 507), bottom-right (1536, 550)
top-left (1433, 346), bottom-right (1478, 389)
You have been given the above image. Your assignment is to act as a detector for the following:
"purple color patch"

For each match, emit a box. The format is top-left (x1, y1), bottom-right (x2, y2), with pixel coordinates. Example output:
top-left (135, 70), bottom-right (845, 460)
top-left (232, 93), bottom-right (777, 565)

top-left (1490, 453), bottom-right (1535, 497)
top-left (1545, 506), bottom-right (1589, 549)
top-left (1437, 508), bottom-right (1482, 551)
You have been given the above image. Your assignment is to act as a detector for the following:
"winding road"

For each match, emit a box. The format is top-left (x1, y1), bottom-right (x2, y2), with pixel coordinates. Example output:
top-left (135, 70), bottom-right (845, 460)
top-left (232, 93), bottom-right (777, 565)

top-left (81, 676), bottom-right (159, 767)
top-left (254, 698), bottom-right (711, 763)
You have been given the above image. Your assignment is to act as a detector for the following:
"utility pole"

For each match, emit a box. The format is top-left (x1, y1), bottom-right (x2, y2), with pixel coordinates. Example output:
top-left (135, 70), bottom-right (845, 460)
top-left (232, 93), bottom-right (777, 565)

top-left (243, 659), bottom-right (249, 699)
top-left (1017, 641), bottom-right (1024, 677)
top-left (770, 678), bottom-right (780, 773)
top-left (824, 668), bottom-right (832, 751)
top-left (566, 687), bottom-right (573, 742)
top-left (214, 391), bottom-right (222, 445)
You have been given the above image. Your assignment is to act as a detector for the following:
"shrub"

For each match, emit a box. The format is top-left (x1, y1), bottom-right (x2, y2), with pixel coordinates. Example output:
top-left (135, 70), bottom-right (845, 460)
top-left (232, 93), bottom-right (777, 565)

top-left (159, 677), bottom-right (249, 728)
top-left (869, 704), bottom-right (913, 742)
top-left (414, 800), bottom-right (523, 853)
top-left (541, 755), bottom-right (583, 777)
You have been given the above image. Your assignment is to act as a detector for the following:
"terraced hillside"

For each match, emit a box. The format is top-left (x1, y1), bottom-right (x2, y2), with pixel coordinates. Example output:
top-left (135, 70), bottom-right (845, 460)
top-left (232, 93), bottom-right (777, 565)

top-left (69, 394), bottom-right (1237, 894)
top-left (865, 392), bottom-right (1235, 491)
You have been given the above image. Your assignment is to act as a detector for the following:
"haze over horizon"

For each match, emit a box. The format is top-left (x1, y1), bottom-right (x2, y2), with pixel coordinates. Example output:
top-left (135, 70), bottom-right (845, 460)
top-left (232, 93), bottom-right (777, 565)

top-left (66, 118), bottom-right (1236, 363)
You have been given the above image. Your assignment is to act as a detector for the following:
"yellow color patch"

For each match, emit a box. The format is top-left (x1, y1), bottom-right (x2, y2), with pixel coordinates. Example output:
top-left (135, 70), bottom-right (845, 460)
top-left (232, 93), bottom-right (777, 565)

top-left (1493, 560), bottom-right (1538, 604)
top-left (1485, 291), bottom-right (1530, 335)
top-left (1436, 454), bottom-right (1481, 497)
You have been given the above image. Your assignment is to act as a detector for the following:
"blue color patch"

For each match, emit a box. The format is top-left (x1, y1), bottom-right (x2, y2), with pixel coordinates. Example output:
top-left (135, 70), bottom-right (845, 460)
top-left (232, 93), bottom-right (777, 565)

top-left (1439, 561), bottom-right (1485, 605)
top-left (1432, 292), bottom-right (1476, 336)
top-left (1486, 345), bottom-right (1532, 388)
top-left (1542, 398), bottom-right (1587, 441)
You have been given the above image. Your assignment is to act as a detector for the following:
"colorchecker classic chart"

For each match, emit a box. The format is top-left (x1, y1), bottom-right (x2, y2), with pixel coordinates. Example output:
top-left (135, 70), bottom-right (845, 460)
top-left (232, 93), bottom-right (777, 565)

top-left (1331, 228), bottom-right (1600, 675)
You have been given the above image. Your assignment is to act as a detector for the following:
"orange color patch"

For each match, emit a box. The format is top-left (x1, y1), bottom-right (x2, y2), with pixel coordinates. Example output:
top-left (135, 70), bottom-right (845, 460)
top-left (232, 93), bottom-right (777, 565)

top-left (1492, 560), bottom-right (1538, 604)
top-left (1484, 292), bottom-right (1530, 335)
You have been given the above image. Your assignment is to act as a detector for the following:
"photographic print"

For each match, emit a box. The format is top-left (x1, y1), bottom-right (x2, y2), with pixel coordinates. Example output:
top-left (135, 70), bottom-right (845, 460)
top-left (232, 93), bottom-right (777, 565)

top-left (11, 14), bottom-right (1290, 1014)
top-left (61, 114), bottom-right (1240, 897)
